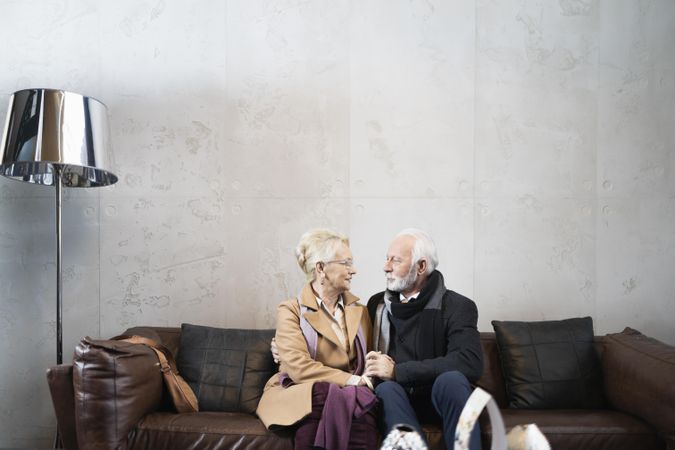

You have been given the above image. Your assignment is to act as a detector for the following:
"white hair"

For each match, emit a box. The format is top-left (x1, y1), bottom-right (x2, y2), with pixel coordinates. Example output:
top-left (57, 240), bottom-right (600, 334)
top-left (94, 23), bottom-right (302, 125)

top-left (396, 228), bottom-right (438, 274)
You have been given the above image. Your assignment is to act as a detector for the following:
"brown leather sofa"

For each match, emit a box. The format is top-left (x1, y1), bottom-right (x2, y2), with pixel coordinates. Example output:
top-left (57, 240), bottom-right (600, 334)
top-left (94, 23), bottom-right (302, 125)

top-left (47, 326), bottom-right (675, 450)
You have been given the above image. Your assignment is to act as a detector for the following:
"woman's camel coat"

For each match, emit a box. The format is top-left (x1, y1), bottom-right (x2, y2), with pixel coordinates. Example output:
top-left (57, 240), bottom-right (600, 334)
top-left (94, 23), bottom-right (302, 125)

top-left (256, 283), bottom-right (373, 428)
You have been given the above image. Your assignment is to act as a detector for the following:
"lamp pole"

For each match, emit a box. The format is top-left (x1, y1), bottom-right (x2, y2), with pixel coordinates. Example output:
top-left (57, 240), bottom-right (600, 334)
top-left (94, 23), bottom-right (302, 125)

top-left (55, 166), bottom-right (63, 365)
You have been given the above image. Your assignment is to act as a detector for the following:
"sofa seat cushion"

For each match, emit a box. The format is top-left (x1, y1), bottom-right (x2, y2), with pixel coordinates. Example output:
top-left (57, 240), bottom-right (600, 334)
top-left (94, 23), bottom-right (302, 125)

top-left (128, 411), bottom-right (293, 450)
top-left (480, 409), bottom-right (664, 450)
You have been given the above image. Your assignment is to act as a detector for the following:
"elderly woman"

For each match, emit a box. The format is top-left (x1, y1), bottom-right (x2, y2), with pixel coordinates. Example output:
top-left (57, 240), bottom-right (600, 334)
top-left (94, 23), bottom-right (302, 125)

top-left (256, 229), bottom-right (378, 450)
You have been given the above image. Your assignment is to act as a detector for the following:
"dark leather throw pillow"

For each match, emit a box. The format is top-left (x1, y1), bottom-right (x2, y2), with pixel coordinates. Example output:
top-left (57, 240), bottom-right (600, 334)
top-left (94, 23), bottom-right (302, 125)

top-left (177, 323), bottom-right (276, 414)
top-left (491, 316), bottom-right (604, 409)
top-left (73, 337), bottom-right (163, 447)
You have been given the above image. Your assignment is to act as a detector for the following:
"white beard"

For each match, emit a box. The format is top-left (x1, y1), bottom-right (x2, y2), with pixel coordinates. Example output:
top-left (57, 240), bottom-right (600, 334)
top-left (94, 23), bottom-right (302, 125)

top-left (386, 264), bottom-right (418, 293)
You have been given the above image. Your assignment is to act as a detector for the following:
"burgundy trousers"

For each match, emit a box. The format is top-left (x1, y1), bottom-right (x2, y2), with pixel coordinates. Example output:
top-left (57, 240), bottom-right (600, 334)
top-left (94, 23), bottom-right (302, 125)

top-left (294, 382), bottom-right (379, 450)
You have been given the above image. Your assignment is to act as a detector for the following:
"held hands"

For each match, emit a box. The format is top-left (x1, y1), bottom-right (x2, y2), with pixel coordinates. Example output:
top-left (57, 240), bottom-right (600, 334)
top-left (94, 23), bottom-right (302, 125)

top-left (364, 351), bottom-right (396, 380)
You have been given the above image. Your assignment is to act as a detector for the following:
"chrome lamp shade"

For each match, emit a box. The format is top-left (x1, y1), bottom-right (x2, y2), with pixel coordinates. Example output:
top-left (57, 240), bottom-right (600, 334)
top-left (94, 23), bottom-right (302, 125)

top-left (0, 88), bottom-right (118, 369)
top-left (1, 88), bottom-right (117, 187)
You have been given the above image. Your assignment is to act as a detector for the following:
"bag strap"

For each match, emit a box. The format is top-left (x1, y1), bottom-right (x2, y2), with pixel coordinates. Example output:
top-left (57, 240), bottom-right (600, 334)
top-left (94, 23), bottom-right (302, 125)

top-left (113, 334), bottom-right (176, 373)
top-left (112, 334), bottom-right (199, 413)
top-left (297, 296), bottom-right (318, 360)
top-left (353, 321), bottom-right (368, 375)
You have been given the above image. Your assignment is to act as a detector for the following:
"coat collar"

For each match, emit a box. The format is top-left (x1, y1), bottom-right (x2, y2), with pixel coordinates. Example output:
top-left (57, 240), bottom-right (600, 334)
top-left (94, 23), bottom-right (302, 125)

top-left (299, 283), bottom-right (360, 309)
top-left (298, 283), bottom-right (363, 351)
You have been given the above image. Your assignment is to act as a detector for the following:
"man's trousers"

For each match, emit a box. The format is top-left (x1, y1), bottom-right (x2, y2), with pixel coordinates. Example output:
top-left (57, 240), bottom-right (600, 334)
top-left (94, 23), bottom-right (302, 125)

top-left (374, 371), bottom-right (481, 450)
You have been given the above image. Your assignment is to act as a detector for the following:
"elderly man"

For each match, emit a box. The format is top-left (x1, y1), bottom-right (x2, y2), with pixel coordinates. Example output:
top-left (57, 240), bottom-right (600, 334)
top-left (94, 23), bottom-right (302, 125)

top-left (364, 228), bottom-right (483, 450)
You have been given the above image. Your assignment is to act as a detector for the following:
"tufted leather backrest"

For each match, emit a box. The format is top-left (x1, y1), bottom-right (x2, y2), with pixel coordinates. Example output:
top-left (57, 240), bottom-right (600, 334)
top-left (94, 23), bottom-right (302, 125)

top-left (123, 327), bottom-right (610, 412)
top-left (176, 324), bottom-right (276, 414)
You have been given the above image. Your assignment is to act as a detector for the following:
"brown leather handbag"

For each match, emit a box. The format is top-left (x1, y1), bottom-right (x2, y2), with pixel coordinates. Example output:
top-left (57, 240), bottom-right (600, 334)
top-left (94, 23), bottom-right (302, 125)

top-left (114, 334), bottom-right (199, 413)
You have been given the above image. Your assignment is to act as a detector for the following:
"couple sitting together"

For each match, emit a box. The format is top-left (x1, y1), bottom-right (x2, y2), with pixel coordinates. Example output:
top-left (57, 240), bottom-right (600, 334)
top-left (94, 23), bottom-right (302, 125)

top-left (256, 228), bottom-right (484, 450)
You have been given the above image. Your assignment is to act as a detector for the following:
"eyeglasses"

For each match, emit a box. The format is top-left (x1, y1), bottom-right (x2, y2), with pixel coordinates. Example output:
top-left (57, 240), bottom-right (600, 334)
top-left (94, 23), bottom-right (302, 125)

top-left (323, 259), bottom-right (354, 267)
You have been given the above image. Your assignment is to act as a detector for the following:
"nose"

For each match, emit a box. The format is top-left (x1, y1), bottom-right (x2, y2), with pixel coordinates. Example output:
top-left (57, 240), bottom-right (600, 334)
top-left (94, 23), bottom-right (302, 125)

top-left (383, 259), bottom-right (392, 272)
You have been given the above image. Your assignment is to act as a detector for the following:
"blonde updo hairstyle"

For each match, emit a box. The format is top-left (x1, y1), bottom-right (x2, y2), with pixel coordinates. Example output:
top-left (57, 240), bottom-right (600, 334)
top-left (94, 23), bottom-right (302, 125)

top-left (295, 228), bottom-right (350, 282)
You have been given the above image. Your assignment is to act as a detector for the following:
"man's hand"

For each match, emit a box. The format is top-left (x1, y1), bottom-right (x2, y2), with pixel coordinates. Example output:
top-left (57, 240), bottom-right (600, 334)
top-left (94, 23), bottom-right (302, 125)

top-left (364, 350), bottom-right (395, 380)
top-left (271, 337), bottom-right (280, 364)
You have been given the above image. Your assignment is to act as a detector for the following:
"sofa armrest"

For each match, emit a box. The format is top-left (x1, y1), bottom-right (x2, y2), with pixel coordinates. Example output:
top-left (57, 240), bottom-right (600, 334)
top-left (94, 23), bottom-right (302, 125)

top-left (47, 364), bottom-right (79, 450)
top-left (603, 328), bottom-right (675, 448)
top-left (73, 337), bottom-right (163, 450)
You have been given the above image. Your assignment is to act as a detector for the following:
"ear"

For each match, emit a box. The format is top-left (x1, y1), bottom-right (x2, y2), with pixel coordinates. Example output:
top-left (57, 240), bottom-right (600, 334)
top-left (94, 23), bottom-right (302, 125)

top-left (315, 261), bottom-right (325, 276)
top-left (417, 259), bottom-right (427, 276)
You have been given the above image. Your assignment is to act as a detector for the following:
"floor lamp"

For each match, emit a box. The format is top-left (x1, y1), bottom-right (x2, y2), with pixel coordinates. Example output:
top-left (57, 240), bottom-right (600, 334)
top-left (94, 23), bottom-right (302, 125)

top-left (0, 88), bottom-right (118, 364)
